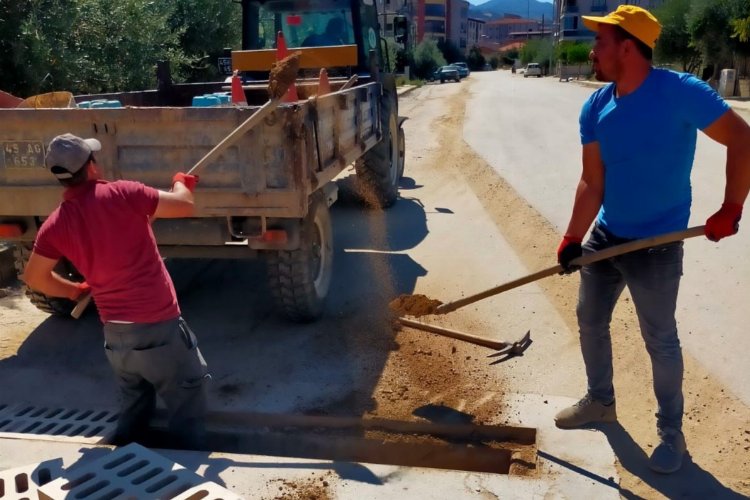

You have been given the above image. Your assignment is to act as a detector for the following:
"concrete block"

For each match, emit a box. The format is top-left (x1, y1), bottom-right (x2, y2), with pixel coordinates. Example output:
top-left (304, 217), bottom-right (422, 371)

top-left (0, 404), bottom-right (117, 444)
top-left (0, 244), bottom-right (16, 287)
top-left (37, 443), bottom-right (242, 500)
top-left (0, 459), bottom-right (63, 500)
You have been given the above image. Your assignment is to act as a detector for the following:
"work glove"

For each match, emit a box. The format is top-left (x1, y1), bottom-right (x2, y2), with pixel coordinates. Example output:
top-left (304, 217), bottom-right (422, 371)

top-left (67, 282), bottom-right (91, 301)
top-left (172, 172), bottom-right (199, 193)
top-left (705, 202), bottom-right (742, 242)
top-left (557, 235), bottom-right (583, 274)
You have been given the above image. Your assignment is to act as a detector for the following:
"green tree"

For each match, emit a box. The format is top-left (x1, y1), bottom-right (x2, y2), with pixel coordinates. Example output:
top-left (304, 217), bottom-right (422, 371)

top-left (556, 41), bottom-right (591, 64)
top-left (520, 39), bottom-right (555, 71)
top-left (686, 0), bottom-right (741, 80)
top-left (71, 0), bottom-right (187, 93)
top-left (437, 38), bottom-right (464, 64)
top-left (499, 48), bottom-right (519, 66)
top-left (411, 39), bottom-right (446, 79)
top-left (466, 45), bottom-right (486, 71)
top-left (732, 16), bottom-right (750, 43)
top-left (383, 38), bottom-right (399, 73)
top-left (169, 0), bottom-right (241, 82)
top-left (654, 0), bottom-right (701, 72)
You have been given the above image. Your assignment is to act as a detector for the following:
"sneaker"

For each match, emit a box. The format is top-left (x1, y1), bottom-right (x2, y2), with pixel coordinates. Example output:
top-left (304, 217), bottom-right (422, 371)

top-left (649, 428), bottom-right (687, 474)
top-left (554, 394), bottom-right (617, 429)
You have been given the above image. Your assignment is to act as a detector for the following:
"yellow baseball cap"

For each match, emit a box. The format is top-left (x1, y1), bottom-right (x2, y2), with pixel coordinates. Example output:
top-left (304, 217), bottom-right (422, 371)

top-left (582, 4), bottom-right (662, 49)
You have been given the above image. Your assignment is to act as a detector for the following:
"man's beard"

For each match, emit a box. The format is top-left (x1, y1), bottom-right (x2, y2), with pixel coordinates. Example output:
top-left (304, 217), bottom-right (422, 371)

top-left (593, 62), bottom-right (614, 82)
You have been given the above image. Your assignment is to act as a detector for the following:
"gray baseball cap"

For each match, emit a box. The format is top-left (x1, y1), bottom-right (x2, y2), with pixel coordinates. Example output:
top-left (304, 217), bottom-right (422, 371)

top-left (45, 133), bottom-right (101, 180)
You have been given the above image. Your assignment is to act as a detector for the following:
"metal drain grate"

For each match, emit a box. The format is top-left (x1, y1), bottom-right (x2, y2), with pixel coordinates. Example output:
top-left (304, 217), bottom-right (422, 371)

top-left (0, 404), bottom-right (117, 444)
top-left (0, 460), bottom-right (63, 500)
top-left (37, 443), bottom-right (243, 500)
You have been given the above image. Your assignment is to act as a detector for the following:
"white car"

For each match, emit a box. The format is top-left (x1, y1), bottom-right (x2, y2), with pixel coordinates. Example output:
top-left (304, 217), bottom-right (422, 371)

top-left (524, 63), bottom-right (542, 78)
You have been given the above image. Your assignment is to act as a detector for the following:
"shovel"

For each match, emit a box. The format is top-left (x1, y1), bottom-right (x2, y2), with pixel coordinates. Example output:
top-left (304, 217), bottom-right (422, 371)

top-left (397, 226), bottom-right (705, 355)
top-left (434, 225), bottom-right (705, 315)
top-left (70, 54), bottom-right (302, 319)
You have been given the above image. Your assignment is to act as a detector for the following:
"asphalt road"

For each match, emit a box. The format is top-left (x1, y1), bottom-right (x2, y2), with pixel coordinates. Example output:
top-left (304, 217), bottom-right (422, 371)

top-left (464, 69), bottom-right (750, 407)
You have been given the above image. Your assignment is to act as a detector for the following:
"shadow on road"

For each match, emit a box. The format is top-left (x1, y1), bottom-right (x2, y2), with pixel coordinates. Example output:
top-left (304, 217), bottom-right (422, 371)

top-left (598, 423), bottom-right (747, 499)
top-left (0, 188), bottom-right (432, 450)
top-left (539, 423), bottom-right (747, 499)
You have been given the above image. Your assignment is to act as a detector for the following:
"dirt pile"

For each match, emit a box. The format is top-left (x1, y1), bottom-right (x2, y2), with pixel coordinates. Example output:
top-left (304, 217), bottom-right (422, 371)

top-left (268, 52), bottom-right (301, 100)
top-left (388, 293), bottom-right (442, 317)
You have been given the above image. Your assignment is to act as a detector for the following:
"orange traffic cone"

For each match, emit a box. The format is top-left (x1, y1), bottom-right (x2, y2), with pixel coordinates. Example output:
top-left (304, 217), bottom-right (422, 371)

top-left (317, 68), bottom-right (331, 96)
top-left (231, 70), bottom-right (247, 106)
top-left (276, 31), bottom-right (298, 102)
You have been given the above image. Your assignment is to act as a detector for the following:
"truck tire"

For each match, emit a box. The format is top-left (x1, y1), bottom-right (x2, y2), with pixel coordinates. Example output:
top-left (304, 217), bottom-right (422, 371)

top-left (354, 111), bottom-right (399, 208)
top-left (266, 194), bottom-right (333, 322)
top-left (13, 243), bottom-right (82, 316)
top-left (397, 125), bottom-right (406, 180)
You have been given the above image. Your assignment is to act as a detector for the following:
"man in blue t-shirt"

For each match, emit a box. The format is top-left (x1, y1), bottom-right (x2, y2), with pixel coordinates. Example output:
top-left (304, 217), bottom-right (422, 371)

top-left (554, 5), bottom-right (750, 474)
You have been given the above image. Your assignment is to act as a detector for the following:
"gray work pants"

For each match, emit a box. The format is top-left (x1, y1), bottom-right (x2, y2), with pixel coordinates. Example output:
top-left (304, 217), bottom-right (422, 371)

top-left (577, 223), bottom-right (684, 431)
top-left (103, 317), bottom-right (209, 448)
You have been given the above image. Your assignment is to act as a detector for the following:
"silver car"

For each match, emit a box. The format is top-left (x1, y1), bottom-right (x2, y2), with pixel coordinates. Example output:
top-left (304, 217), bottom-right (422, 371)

top-left (524, 63), bottom-right (542, 78)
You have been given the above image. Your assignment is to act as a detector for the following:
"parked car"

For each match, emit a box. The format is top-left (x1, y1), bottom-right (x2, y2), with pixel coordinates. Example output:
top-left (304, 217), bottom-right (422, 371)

top-left (453, 62), bottom-right (470, 78)
top-left (524, 63), bottom-right (542, 78)
top-left (433, 65), bottom-right (460, 83)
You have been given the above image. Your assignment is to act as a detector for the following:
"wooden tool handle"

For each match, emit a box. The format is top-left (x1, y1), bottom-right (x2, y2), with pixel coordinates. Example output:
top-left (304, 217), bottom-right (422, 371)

top-left (435, 226), bottom-right (705, 315)
top-left (398, 318), bottom-right (507, 350)
top-left (71, 292), bottom-right (92, 319)
top-left (339, 74), bottom-right (358, 91)
top-left (186, 98), bottom-right (281, 176)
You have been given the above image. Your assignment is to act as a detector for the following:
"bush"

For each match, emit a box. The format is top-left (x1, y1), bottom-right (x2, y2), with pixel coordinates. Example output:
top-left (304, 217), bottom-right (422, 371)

top-left (467, 45), bottom-right (486, 71)
top-left (410, 39), bottom-right (447, 79)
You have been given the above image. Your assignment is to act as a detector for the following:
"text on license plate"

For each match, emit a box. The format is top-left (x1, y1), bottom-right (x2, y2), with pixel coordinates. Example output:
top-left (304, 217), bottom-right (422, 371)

top-left (3, 141), bottom-right (46, 169)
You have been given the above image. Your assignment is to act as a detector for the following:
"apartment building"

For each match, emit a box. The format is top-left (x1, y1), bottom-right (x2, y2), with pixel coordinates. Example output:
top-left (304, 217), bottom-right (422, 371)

top-left (448, 0), bottom-right (470, 51)
top-left (467, 17), bottom-right (485, 49)
top-left (376, 0), bottom-right (416, 42)
top-left (484, 15), bottom-right (539, 45)
top-left (553, 0), bottom-right (665, 43)
top-left (376, 0), bottom-right (471, 52)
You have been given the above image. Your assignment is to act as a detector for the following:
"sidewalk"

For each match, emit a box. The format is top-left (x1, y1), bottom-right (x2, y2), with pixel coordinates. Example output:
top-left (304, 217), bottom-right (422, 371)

top-left (574, 78), bottom-right (750, 114)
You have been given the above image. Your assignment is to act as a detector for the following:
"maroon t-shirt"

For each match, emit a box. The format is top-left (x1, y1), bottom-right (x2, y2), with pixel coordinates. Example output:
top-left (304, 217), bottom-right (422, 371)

top-left (34, 180), bottom-right (180, 323)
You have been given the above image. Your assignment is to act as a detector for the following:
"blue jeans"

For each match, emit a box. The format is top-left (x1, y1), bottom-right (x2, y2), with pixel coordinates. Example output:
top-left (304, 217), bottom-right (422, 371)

top-left (577, 224), bottom-right (684, 431)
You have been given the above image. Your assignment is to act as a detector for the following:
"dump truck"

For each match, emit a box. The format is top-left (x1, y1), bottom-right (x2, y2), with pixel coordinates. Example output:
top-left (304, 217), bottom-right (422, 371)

top-left (0, 0), bottom-right (406, 322)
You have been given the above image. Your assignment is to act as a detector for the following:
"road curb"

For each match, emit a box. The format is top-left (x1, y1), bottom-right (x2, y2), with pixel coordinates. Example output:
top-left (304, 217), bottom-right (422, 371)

top-left (397, 85), bottom-right (418, 97)
top-left (0, 244), bottom-right (17, 287)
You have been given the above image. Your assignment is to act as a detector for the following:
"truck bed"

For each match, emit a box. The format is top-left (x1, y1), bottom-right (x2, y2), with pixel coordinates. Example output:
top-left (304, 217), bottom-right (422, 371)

top-left (0, 82), bottom-right (381, 223)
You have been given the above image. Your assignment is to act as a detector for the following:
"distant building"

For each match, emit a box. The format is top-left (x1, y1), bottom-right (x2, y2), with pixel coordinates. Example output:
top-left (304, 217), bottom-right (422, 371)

top-left (448, 0), bottom-right (470, 52)
top-left (484, 16), bottom-right (539, 45)
top-left (467, 17), bottom-right (485, 49)
top-left (553, 0), bottom-right (666, 43)
top-left (375, 0), bottom-right (471, 52)
top-left (376, 0), bottom-right (417, 44)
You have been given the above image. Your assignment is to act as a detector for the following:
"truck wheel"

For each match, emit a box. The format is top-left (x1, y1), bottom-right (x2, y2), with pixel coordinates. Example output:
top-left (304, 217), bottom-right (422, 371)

top-left (397, 126), bottom-right (406, 180)
top-left (266, 194), bottom-right (333, 322)
top-left (13, 243), bottom-right (82, 316)
top-left (354, 111), bottom-right (399, 208)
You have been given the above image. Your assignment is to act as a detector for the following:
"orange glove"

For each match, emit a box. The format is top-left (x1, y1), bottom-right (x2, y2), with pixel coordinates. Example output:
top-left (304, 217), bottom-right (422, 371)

top-left (557, 235), bottom-right (583, 274)
top-left (705, 202), bottom-right (742, 242)
top-left (172, 172), bottom-right (199, 193)
top-left (67, 282), bottom-right (91, 301)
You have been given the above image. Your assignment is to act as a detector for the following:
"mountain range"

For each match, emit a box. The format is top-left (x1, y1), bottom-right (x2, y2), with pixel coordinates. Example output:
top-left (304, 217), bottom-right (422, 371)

top-left (469, 0), bottom-right (554, 22)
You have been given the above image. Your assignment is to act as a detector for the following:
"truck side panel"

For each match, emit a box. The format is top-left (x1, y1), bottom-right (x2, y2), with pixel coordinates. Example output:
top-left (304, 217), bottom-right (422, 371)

top-left (0, 82), bottom-right (383, 248)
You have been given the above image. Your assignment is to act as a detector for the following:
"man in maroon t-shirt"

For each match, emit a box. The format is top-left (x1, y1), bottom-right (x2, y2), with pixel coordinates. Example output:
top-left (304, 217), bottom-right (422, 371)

top-left (23, 133), bottom-right (210, 449)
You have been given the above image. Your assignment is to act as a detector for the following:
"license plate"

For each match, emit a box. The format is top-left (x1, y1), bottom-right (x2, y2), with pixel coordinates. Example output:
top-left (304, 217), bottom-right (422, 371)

top-left (3, 141), bottom-right (46, 169)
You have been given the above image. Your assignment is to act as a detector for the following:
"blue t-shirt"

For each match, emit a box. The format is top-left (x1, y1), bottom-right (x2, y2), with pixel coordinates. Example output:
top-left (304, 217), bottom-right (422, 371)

top-left (580, 68), bottom-right (729, 238)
